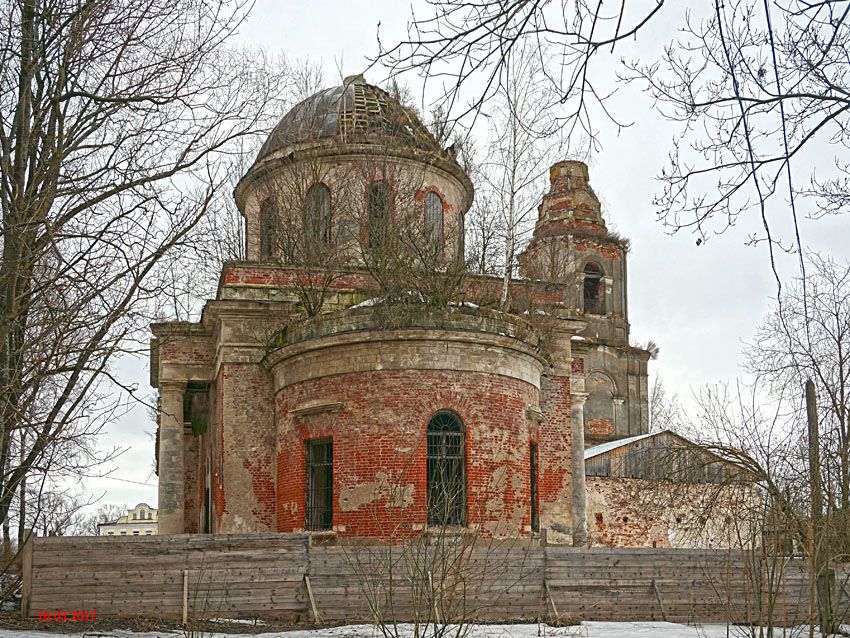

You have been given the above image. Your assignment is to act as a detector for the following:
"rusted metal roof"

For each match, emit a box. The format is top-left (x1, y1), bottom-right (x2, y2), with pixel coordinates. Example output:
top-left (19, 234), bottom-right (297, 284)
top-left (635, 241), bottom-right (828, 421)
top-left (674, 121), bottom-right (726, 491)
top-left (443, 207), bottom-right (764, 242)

top-left (256, 75), bottom-right (442, 161)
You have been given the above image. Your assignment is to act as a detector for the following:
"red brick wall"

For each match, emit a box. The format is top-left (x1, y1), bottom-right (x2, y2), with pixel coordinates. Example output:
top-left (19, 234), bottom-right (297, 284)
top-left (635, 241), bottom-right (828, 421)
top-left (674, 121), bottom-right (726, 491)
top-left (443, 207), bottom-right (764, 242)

top-left (574, 237), bottom-right (622, 261)
top-left (587, 419), bottom-right (615, 438)
top-left (275, 370), bottom-right (542, 538)
top-left (155, 335), bottom-right (214, 365)
top-left (538, 374), bottom-right (573, 538)
top-left (586, 476), bottom-right (671, 548)
top-left (220, 263), bottom-right (568, 307)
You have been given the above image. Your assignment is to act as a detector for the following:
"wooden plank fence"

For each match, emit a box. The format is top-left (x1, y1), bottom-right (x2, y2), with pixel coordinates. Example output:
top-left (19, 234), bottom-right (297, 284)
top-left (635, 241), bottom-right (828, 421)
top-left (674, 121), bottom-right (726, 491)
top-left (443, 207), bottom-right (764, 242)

top-left (544, 547), bottom-right (810, 624)
top-left (20, 531), bottom-right (845, 625)
top-left (24, 533), bottom-right (309, 619)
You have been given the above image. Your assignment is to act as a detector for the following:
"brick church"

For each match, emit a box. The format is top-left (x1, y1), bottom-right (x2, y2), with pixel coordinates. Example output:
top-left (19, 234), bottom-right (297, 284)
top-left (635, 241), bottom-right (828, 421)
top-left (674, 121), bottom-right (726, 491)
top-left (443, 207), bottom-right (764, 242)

top-left (150, 75), bottom-right (651, 543)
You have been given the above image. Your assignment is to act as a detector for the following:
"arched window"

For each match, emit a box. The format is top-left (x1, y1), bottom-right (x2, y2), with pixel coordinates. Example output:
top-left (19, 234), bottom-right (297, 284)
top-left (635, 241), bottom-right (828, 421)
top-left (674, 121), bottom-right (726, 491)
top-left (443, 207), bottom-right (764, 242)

top-left (426, 411), bottom-right (465, 526)
top-left (259, 200), bottom-right (277, 260)
top-left (424, 191), bottom-right (444, 255)
top-left (368, 181), bottom-right (392, 248)
top-left (583, 262), bottom-right (605, 314)
top-left (305, 183), bottom-right (331, 246)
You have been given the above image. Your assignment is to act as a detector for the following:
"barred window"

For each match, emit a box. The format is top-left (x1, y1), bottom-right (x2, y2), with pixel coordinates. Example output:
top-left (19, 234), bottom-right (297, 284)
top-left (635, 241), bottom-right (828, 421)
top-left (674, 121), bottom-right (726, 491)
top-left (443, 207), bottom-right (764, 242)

top-left (305, 183), bottom-right (331, 245)
top-left (424, 191), bottom-right (443, 255)
top-left (368, 181), bottom-right (392, 248)
top-left (426, 411), bottom-right (465, 526)
top-left (306, 438), bottom-right (333, 531)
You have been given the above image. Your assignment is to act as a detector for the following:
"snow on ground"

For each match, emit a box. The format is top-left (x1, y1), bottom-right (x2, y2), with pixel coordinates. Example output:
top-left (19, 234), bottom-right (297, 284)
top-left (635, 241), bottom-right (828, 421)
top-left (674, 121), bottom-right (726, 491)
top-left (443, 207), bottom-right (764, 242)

top-left (0, 623), bottom-right (840, 638)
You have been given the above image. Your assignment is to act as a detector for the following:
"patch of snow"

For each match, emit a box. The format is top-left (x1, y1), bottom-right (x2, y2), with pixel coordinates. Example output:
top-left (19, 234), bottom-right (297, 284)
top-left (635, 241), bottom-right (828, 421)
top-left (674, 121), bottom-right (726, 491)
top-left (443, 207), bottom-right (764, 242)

top-left (571, 335), bottom-right (586, 341)
top-left (350, 297), bottom-right (381, 308)
top-left (0, 622), bottom-right (839, 638)
top-left (350, 291), bottom-right (428, 309)
top-left (209, 617), bottom-right (267, 626)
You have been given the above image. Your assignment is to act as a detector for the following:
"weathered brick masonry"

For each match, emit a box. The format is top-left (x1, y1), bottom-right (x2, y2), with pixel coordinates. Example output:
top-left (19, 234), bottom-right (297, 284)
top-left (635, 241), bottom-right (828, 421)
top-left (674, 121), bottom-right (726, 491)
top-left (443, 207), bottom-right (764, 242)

top-left (149, 75), bottom-right (654, 544)
top-left (275, 370), bottom-right (540, 537)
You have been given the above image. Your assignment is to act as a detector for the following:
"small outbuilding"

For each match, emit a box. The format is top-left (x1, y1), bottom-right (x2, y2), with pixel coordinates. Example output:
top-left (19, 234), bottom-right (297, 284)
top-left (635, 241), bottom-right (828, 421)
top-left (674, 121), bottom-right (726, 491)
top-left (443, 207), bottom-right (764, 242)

top-left (585, 430), bottom-right (755, 548)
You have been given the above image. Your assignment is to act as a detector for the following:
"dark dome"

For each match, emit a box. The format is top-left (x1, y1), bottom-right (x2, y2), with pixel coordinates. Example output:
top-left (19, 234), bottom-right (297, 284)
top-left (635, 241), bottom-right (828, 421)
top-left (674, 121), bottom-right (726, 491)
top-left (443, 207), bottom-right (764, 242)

top-left (256, 75), bottom-right (445, 161)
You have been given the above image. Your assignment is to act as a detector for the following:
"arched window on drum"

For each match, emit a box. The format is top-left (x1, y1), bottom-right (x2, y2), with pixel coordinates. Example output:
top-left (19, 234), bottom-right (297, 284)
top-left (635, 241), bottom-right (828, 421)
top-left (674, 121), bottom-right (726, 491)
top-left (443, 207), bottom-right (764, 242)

top-left (368, 181), bottom-right (392, 248)
top-left (259, 199), bottom-right (278, 260)
top-left (424, 191), bottom-right (444, 256)
top-left (304, 183), bottom-right (331, 246)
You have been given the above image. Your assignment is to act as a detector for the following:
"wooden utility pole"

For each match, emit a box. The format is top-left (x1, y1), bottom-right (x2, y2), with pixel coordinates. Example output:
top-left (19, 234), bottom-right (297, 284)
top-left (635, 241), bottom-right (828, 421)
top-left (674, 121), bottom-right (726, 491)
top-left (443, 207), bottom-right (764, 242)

top-left (806, 379), bottom-right (833, 635)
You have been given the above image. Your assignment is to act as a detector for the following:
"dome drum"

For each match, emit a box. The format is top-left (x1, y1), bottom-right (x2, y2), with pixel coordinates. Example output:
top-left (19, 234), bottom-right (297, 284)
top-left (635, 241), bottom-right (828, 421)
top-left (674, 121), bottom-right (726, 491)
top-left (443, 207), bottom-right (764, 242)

top-left (235, 77), bottom-right (473, 267)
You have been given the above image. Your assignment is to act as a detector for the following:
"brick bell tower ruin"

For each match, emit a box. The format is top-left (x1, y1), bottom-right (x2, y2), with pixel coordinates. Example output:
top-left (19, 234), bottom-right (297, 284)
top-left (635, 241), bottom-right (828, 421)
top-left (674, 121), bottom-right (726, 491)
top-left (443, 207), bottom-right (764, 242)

top-left (150, 75), bottom-right (650, 543)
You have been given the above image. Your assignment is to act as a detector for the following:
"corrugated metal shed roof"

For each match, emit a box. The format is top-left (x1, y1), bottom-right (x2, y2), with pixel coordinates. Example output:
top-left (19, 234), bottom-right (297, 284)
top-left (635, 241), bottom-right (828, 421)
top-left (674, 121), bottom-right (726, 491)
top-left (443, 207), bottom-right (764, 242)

top-left (584, 431), bottom-right (665, 460)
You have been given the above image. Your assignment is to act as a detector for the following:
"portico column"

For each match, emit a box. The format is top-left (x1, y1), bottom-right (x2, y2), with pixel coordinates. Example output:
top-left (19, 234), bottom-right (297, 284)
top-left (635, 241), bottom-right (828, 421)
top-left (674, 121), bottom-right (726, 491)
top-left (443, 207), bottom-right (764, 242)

top-left (158, 381), bottom-right (186, 535)
top-left (570, 390), bottom-right (589, 547)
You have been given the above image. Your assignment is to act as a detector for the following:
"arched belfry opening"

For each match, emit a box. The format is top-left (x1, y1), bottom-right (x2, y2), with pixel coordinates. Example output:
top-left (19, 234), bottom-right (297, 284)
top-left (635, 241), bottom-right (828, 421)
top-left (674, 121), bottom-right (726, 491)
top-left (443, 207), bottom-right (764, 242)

top-left (583, 262), bottom-right (605, 314)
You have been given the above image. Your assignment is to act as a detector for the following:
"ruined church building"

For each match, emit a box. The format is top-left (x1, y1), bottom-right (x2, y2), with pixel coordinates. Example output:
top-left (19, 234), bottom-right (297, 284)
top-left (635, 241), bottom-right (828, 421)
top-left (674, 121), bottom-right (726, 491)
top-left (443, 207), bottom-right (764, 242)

top-left (150, 76), bottom-right (650, 543)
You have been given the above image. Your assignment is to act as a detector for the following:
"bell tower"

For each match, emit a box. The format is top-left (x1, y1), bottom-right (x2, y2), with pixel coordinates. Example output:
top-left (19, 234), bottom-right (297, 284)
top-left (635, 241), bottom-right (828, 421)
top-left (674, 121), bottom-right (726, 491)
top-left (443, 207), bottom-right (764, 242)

top-left (519, 160), bottom-right (650, 445)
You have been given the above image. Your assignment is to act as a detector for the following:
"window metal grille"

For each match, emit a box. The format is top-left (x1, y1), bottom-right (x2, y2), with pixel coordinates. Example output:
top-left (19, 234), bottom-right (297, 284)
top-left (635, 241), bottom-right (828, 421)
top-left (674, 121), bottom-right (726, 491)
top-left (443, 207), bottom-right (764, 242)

top-left (530, 443), bottom-right (539, 532)
top-left (426, 412), bottom-right (465, 526)
top-left (306, 438), bottom-right (333, 531)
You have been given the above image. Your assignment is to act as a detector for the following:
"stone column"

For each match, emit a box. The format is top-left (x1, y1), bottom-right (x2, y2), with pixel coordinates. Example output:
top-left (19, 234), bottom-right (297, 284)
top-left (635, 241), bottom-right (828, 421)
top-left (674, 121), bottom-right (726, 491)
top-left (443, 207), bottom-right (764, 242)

top-left (158, 381), bottom-right (186, 535)
top-left (570, 390), bottom-right (589, 547)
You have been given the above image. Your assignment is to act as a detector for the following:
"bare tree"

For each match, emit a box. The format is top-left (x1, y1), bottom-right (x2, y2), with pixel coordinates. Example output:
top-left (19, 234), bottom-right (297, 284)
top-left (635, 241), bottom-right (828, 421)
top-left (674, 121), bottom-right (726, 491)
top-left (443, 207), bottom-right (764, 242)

top-left (624, 1), bottom-right (850, 245)
top-left (745, 255), bottom-right (850, 556)
top-left (377, 0), bottom-right (664, 144)
top-left (649, 375), bottom-right (685, 433)
top-left (463, 189), bottom-right (503, 277)
top-left (261, 152), bottom-right (354, 317)
top-left (666, 378), bottom-right (850, 635)
top-left (81, 502), bottom-right (127, 537)
top-left (474, 42), bottom-right (564, 310)
top-left (0, 0), bottom-right (289, 544)
top-left (341, 439), bottom-right (541, 638)
top-left (381, 1), bottom-right (847, 261)
top-left (350, 142), bottom-right (468, 309)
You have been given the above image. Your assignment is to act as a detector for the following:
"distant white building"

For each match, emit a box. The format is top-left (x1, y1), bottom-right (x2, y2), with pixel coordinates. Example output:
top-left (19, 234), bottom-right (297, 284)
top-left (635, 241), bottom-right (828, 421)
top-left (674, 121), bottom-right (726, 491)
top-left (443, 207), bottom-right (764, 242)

top-left (97, 502), bottom-right (158, 537)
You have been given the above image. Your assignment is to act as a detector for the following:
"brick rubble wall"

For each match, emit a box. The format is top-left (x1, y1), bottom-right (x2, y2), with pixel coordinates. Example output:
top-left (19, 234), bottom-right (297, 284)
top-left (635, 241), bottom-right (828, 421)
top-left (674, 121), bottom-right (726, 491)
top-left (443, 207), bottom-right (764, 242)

top-left (586, 476), bottom-right (757, 549)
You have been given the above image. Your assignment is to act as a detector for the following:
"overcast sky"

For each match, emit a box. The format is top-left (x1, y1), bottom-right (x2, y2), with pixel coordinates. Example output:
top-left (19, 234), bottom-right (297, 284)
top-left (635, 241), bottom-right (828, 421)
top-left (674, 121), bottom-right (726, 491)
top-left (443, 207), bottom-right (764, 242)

top-left (85, 0), bottom-right (850, 513)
